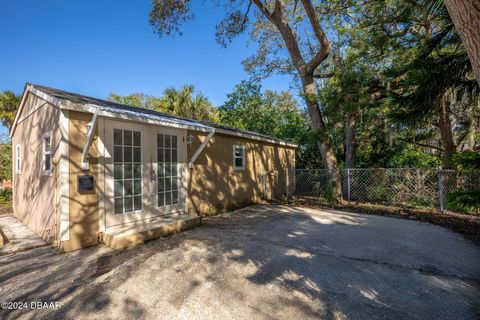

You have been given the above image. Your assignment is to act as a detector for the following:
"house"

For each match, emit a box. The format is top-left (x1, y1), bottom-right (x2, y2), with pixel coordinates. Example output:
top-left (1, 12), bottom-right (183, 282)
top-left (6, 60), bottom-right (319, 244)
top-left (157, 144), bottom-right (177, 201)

top-left (10, 84), bottom-right (296, 251)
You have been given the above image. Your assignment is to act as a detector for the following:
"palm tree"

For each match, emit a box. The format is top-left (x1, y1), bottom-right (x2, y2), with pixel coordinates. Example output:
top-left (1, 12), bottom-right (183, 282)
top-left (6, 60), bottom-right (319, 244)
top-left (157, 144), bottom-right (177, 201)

top-left (157, 85), bottom-right (219, 123)
top-left (0, 91), bottom-right (20, 128)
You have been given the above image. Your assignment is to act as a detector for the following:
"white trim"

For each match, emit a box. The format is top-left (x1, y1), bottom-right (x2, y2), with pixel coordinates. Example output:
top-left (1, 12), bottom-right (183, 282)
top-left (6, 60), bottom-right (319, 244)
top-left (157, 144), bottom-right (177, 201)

top-left (233, 145), bottom-right (246, 170)
top-left (59, 110), bottom-right (70, 241)
top-left (15, 144), bottom-right (21, 174)
top-left (81, 110), bottom-right (98, 170)
top-left (10, 85), bottom-right (64, 139)
top-left (216, 128), bottom-right (297, 148)
top-left (98, 117), bottom-right (106, 233)
top-left (42, 132), bottom-right (53, 176)
top-left (188, 129), bottom-right (215, 168)
top-left (10, 85), bottom-right (298, 148)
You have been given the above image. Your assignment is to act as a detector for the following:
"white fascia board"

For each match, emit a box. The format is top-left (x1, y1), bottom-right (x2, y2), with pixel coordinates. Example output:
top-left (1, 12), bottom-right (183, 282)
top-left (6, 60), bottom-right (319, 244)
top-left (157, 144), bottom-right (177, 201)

top-left (214, 128), bottom-right (298, 148)
top-left (59, 103), bottom-right (214, 133)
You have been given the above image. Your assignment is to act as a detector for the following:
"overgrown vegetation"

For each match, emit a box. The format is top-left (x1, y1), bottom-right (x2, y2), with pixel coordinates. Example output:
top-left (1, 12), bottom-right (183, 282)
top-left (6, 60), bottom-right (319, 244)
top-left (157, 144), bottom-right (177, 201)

top-left (0, 188), bottom-right (12, 208)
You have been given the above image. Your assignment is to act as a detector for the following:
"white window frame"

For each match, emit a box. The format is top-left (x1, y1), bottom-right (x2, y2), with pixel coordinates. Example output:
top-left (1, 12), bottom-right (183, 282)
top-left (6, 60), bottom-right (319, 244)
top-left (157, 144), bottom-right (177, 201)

top-left (43, 132), bottom-right (52, 176)
top-left (233, 145), bottom-right (245, 170)
top-left (15, 144), bottom-right (21, 174)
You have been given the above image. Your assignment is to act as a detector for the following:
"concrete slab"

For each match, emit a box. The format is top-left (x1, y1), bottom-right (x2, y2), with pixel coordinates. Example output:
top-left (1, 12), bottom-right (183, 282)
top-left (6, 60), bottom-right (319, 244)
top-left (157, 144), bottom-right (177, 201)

top-left (0, 205), bottom-right (479, 319)
top-left (0, 211), bottom-right (48, 256)
top-left (103, 215), bottom-right (201, 249)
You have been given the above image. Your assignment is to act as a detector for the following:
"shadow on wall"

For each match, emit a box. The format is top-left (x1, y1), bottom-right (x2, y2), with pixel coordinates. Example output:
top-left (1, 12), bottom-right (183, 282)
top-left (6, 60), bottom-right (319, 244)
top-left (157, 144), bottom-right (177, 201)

top-left (187, 133), bottom-right (294, 216)
top-left (17, 103), bottom-right (60, 243)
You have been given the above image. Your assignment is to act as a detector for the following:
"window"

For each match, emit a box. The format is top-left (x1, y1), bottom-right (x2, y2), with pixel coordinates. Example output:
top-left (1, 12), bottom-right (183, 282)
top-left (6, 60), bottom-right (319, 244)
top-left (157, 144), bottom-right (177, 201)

top-left (157, 134), bottom-right (179, 207)
top-left (43, 134), bottom-right (52, 175)
top-left (113, 129), bottom-right (143, 214)
top-left (15, 145), bottom-right (21, 174)
top-left (233, 145), bottom-right (245, 170)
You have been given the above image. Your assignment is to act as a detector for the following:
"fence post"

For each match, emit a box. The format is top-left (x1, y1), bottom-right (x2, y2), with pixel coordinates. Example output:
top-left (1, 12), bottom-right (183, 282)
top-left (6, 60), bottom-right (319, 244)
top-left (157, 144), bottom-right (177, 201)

top-left (347, 169), bottom-right (351, 203)
top-left (285, 168), bottom-right (289, 202)
top-left (438, 170), bottom-right (444, 213)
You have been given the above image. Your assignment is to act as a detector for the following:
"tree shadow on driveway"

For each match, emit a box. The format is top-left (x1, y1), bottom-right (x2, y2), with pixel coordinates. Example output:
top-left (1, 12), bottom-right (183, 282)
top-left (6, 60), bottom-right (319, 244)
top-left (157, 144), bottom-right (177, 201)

top-left (1, 205), bottom-right (480, 319)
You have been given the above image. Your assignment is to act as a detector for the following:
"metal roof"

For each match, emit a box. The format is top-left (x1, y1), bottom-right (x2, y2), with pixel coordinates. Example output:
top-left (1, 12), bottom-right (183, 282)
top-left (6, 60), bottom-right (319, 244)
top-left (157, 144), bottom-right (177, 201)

top-left (26, 84), bottom-right (297, 147)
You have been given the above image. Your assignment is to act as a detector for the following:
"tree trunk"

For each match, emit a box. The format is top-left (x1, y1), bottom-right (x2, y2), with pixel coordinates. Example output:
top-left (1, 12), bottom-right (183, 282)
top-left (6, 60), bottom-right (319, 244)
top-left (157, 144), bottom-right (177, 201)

top-left (444, 0), bottom-right (480, 87)
top-left (301, 75), bottom-right (342, 202)
top-left (437, 100), bottom-right (456, 168)
top-left (345, 110), bottom-right (357, 169)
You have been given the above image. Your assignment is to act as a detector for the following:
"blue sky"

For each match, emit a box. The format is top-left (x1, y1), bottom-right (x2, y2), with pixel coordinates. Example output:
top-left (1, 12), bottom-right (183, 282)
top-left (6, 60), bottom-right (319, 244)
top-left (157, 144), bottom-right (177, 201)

top-left (0, 0), bottom-right (294, 135)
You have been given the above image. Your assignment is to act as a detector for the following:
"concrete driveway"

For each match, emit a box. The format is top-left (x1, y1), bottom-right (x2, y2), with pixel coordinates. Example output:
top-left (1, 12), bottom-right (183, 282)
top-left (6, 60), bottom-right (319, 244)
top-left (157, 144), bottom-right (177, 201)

top-left (1, 205), bottom-right (480, 319)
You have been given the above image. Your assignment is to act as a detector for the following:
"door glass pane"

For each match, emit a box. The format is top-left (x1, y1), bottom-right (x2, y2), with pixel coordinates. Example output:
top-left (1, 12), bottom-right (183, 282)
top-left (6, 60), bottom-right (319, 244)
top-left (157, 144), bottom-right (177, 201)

top-left (134, 180), bottom-right (142, 194)
top-left (114, 129), bottom-right (122, 145)
top-left (124, 164), bottom-right (132, 179)
top-left (124, 196), bottom-right (133, 212)
top-left (114, 198), bottom-right (123, 214)
top-left (113, 129), bottom-right (142, 214)
top-left (133, 132), bottom-right (141, 146)
top-left (124, 180), bottom-right (133, 196)
top-left (124, 131), bottom-right (132, 146)
top-left (114, 164), bottom-right (123, 179)
top-left (157, 133), bottom-right (179, 208)
top-left (114, 147), bottom-right (122, 163)
top-left (133, 164), bottom-right (142, 178)
top-left (165, 149), bottom-right (171, 162)
top-left (124, 147), bottom-right (132, 163)
top-left (134, 196), bottom-right (142, 211)
top-left (114, 181), bottom-right (123, 197)
top-left (133, 147), bottom-right (141, 162)
top-left (165, 135), bottom-right (171, 148)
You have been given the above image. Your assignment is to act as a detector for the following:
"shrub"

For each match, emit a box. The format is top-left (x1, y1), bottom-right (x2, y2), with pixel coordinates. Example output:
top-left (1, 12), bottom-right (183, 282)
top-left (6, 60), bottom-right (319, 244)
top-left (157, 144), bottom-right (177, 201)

top-left (0, 188), bottom-right (12, 208)
top-left (446, 189), bottom-right (480, 214)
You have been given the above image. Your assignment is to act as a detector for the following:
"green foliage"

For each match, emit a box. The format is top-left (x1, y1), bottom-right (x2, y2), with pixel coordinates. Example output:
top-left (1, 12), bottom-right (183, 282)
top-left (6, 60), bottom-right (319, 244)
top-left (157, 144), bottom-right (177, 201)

top-left (108, 85), bottom-right (220, 123)
top-left (0, 142), bottom-right (12, 181)
top-left (387, 144), bottom-right (442, 168)
top-left (446, 190), bottom-right (480, 214)
top-left (0, 188), bottom-right (12, 208)
top-left (220, 81), bottom-right (322, 168)
top-left (0, 91), bottom-right (21, 128)
top-left (451, 152), bottom-right (480, 170)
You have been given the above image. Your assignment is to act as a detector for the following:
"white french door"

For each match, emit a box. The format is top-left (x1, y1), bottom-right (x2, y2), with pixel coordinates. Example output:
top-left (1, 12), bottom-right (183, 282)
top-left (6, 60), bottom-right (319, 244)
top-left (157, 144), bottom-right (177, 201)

top-left (151, 126), bottom-right (187, 216)
top-left (105, 120), bottom-right (186, 228)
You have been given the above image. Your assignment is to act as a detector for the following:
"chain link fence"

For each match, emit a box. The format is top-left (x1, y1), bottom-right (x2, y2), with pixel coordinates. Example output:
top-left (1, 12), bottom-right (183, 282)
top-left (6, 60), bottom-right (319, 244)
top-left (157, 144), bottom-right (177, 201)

top-left (286, 168), bottom-right (480, 213)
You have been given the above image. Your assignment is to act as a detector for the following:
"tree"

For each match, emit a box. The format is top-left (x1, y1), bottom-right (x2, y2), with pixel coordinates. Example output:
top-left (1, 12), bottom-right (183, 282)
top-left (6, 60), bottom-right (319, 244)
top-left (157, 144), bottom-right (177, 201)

top-left (220, 80), bottom-right (319, 167)
top-left (150, 0), bottom-right (344, 201)
top-left (158, 85), bottom-right (220, 123)
top-left (108, 85), bottom-right (220, 123)
top-left (0, 91), bottom-right (21, 128)
top-left (443, 0), bottom-right (480, 87)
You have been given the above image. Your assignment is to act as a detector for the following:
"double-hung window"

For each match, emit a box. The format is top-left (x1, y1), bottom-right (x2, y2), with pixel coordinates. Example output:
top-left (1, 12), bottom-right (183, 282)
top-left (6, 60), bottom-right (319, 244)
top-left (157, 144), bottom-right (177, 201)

top-left (15, 145), bottom-right (21, 174)
top-left (233, 145), bottom-right (245, 170)
top-left (43, 133), bottom-right (52, 175)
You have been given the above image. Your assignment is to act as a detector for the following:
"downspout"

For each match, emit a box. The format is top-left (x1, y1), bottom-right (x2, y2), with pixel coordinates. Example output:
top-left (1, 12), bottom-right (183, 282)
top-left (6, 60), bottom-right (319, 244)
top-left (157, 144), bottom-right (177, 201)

top-left (81, 110), bottom-right (99, 171)
top-left (188, 128), bottom-right (215, 168)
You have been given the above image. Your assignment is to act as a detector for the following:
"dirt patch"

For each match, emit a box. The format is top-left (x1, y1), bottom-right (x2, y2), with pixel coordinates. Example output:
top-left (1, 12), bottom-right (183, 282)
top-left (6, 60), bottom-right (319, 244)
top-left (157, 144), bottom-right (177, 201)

top-left (285, 197), bottom-right (480, 245)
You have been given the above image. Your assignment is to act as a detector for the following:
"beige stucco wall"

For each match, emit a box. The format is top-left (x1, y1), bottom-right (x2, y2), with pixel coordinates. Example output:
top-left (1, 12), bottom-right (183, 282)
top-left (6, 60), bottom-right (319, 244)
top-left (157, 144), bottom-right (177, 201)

top-left (55, 111), bottom-right (295, 250)
top-left (186, 130), bottom-right (295, 216)
top-left (61, 111), bottom-right (100, 252)
top-left (12, 93), bottom-right (61, 242)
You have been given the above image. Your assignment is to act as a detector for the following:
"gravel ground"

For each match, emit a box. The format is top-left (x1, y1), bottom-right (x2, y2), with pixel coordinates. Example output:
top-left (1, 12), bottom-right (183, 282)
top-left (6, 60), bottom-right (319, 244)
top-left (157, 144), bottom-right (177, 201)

top-left (1, 205), bottom-right (480, 319)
